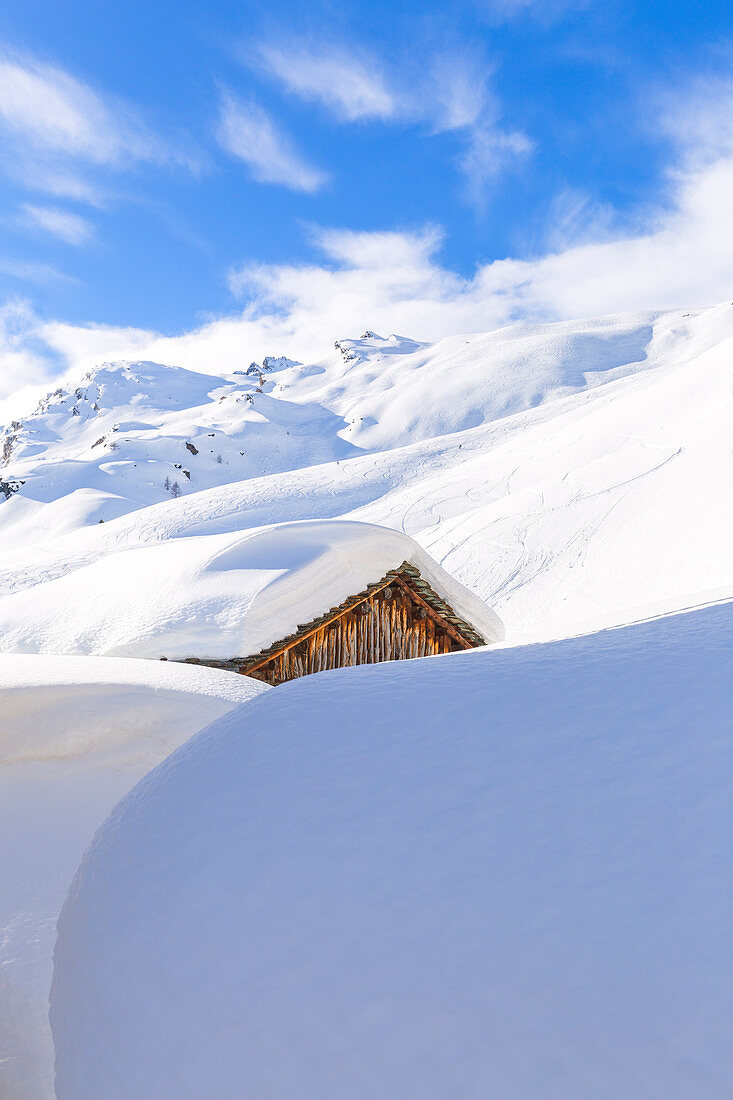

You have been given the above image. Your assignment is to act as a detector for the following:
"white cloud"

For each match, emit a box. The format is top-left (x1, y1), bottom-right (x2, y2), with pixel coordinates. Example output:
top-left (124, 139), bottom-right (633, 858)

top-left (0, 48), bottom-right (196, 202)
top-left (257, 43), bottom-right (396, 122)
top-left (658, 75), bottom-right (733, 167)
top-left (224, 151), bottom-right (733, 339)
top-left (21, 204), bottom-right (94, 246)
top-left (216, 91), bottom-right (328, 193)
top-left (461, 127), bottom-right (534, 203)
top-left (35, 162), bottom-right (733, 378)
top-left (252, 38), bottom-right (531, 200)
top-left (0, 299), bottom-right (64, 410)
top-left (11, 75), bottom-right (733, 390)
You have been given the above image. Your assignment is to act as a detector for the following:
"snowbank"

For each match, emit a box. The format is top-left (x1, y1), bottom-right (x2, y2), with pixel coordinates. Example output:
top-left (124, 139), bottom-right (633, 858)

top-left (52, 600), bottom-right (733, 1098)
top-left (0, 654), bottom-right (266, 1100)
top-left (0, 521), bottom-right (503, 659)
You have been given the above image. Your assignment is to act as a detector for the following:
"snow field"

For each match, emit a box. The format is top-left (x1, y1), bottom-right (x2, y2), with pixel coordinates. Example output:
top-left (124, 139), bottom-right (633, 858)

top-left (51, 599), bottom-right (733, 1098)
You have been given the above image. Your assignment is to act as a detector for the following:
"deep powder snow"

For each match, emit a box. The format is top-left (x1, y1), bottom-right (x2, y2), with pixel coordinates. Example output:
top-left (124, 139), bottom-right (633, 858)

top-left (52, 600), bottom-right (733, 1099)
top-left (0, 656), bottom-right (266, 1100)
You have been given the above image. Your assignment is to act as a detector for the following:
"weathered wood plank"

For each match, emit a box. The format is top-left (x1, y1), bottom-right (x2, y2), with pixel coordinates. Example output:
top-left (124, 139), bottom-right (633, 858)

top-left (391, 574), bottom-right (472, 649)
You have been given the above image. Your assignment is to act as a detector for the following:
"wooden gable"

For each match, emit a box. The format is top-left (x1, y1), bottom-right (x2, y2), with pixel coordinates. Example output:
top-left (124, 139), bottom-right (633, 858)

top-left (181, 562), bottom-right (485, 686)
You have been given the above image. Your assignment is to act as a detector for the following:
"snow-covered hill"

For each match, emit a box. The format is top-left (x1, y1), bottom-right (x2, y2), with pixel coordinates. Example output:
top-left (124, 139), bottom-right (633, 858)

top-left (1, 302), bottom-right (733, 643)
top-left (51, 597), bottom-right (733, 1098)
top-left (3, 307), bottom-right (730, 528)
top-left (0, 358), bottom-right (354, 529)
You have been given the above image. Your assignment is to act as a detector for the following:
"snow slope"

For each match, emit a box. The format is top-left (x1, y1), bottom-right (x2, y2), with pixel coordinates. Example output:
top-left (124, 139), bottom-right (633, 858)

top-left (0, 655), bottom-right (266, 1100)
top-left (1, 302), bottom-right (732, 644)
top-left (288, 309), bottom-right (723, 451)
top-left (51, 597), bottom-right (733, 1099)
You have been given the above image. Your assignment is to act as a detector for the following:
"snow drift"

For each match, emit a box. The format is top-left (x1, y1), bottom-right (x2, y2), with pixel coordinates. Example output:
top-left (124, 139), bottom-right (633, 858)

top-left (0, 655), bottom-right (266, 1100)
top-left (52, 599), bottom-right (733, 1098)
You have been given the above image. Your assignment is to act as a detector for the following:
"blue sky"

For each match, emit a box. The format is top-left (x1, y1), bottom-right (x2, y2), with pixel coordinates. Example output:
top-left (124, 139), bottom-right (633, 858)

top-left (1, 0), bottom-right (733, 398)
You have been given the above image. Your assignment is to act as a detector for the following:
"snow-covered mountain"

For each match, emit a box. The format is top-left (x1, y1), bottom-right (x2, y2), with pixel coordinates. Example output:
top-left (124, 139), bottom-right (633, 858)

top-left (5, 301), bottom-right (733, 1099)
top-left (0, 357), bottom-right (354, 528)
top-left (3, 306), bottom-right (730, 526)
top-left (2, 302), bottom-right (732, 642)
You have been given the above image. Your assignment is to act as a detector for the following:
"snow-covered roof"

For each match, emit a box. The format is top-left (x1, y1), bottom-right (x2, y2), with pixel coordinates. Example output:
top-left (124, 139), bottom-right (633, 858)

top-left (0, 521), bottom-right (504, 661)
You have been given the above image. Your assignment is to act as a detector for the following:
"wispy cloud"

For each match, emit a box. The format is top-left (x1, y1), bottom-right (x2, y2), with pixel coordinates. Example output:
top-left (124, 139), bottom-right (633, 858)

top-left (0, 47), bottom-right (197, 202)
top-left (256, 42), bottom-right (396, 122)
top-left (253, 38), bottom-right (498, 133)
top-left (426, 53), bottom-right (494, 133)
top-left (461, 127), bottom-right (534, 203)
top-left (539, 187), bottom-right (617, 252)
top-left (251, 38), bottom-right (531, 201)
top-left (216, 90), bottom-right (328, 193)
top-left (0, 256), bottom-right (70, 285)
top-left (40, 120), bottom-right (733, 379)
top-left (0, 53), bottom-right (154, 164)
top-left (476, 0), bottom-right (594, 23)
top-left (21, 204), bottom-right (95, 246)
top-left (420, 51), bottom-right (533, 196)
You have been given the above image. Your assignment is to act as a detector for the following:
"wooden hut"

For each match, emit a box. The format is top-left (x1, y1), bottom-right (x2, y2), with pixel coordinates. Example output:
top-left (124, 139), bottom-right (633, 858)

top-left (183, 560), bottom-right (488, 686)
top-left (145, 520), bottom-right (503, 685)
